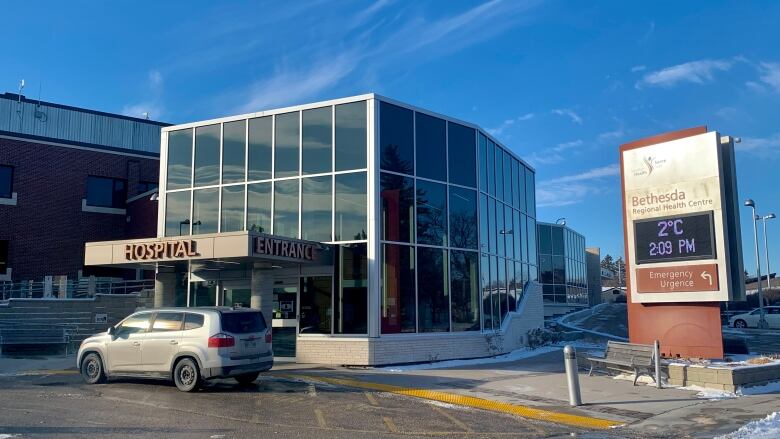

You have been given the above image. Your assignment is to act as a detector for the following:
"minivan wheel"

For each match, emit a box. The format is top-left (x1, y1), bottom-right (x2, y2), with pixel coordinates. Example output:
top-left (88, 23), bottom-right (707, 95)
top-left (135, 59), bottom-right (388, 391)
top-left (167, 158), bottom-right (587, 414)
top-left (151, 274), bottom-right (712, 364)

top-left (234, 372), bottom-right (260, 385)
top-left (734, 319), bottom-right (747, 329)
top-left (81, 353), bottom-right (107, 384)
top-left (173, 358), bottom-right (201, 392)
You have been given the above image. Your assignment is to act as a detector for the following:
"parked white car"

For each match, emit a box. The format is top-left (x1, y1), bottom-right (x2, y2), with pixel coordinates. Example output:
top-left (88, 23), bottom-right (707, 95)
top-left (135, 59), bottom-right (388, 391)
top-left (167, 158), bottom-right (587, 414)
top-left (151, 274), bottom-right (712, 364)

top-left (77, 307), bottom-right (273, 391)
top-left (728, 306), bottom-right (780, 329)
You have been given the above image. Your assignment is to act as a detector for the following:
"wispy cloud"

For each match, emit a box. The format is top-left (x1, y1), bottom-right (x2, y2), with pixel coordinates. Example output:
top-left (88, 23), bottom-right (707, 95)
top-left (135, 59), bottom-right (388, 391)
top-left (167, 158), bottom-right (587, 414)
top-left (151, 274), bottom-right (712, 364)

top-left (736, 134), bottom-right (780, 158)
top-left (486, 112), bottom-right (535, 137)
top-left (121, 69), bottom-right (164, 120)
top-left (630, 65), bottom-right (646, 73)
top-left (536, 164), bottom-right (619, 207)
top-left (747, 62), bottom-right (780, 93)
top-left (526, 139), bottom-right (583, 166)
top-left (635, 59), bottom-right (733, 89)
top-left (597, 129), bottom-right (625, 142)
top-left (551, 108), bottom-right (583, 125)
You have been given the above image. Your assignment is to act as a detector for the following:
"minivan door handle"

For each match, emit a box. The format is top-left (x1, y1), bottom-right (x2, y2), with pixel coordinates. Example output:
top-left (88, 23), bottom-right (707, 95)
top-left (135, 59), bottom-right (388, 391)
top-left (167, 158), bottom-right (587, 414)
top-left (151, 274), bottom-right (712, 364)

top-left (169, 340), bottom-right (178, 345)
top-left (132, 341), bottom-right (141, 346)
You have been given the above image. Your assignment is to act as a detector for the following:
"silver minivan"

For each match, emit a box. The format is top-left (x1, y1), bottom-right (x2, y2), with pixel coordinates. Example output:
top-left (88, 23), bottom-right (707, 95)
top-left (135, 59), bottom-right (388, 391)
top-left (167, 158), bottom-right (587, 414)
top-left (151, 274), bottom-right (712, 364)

top-left (77, 307), bottom-right (273, 391)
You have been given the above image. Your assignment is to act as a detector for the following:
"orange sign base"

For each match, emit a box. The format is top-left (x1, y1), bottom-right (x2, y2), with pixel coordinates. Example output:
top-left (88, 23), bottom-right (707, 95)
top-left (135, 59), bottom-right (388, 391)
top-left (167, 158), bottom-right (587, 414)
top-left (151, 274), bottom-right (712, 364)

top-left (622, 127), bottom-right (724, 359)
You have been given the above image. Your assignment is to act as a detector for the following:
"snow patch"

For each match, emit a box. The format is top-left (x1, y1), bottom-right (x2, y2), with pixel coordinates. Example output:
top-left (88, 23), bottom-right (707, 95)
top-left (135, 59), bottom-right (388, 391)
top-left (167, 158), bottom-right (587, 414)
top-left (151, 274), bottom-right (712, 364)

top-left (739, 380), bottom-right (780, 396)
top-left (716, 412), bottom-right (780, 439)
top-left (425, 400), bottom-right (471, 411)
top-left (680, 385), bottom-right (738, 400)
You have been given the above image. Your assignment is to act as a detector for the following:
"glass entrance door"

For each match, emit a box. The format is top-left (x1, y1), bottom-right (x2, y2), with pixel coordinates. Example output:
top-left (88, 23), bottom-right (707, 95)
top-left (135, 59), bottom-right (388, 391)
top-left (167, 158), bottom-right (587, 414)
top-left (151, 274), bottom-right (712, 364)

top-left (221, 280), bottom-right (251, 308)
top-left (272, 280), bottom-right (298, 357)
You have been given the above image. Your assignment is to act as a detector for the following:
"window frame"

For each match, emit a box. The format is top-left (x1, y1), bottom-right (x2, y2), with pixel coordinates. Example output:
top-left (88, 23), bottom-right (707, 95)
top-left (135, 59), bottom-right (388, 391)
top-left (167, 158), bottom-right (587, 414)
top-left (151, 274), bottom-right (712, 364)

top-left (85, 175), bottom-right (128, 209)
top-left (0, 165), bottom-right (13, 198)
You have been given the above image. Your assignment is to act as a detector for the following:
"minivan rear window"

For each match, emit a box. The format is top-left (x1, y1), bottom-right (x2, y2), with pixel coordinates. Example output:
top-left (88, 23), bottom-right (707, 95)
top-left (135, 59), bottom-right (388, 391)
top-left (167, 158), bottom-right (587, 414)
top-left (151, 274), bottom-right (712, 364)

top-left (221, 311), bottom-right (266, 334)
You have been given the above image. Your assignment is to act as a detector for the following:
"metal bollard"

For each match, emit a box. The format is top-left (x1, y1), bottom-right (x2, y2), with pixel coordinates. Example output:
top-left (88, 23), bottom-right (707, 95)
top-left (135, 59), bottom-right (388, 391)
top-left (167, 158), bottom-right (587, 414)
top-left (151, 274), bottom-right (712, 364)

top-left (654, 340), bottom-right (662, 389)
top-left (563, 345), bottom-right (582, 406)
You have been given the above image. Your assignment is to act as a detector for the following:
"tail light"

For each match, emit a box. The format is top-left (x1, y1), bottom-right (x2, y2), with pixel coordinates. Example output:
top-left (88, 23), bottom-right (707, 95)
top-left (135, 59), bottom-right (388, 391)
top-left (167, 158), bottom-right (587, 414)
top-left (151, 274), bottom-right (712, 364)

top-left (265, 330), bottom-right (272, 344)
top-left (208, 333), bottom-right (235, 348)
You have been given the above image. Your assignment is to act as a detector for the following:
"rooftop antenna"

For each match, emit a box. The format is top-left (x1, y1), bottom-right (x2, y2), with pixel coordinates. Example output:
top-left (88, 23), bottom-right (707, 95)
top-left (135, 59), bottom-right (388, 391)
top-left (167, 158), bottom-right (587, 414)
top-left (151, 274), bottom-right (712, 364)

top-left (141, 111), bottom-right (150, 120)
top-left (34, 83), bottom-right (48, 122)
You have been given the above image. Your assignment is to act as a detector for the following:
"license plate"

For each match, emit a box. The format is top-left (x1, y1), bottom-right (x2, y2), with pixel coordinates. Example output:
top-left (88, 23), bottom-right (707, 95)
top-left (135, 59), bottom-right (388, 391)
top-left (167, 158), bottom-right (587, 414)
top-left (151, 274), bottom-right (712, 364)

top-left (244, 340), bottom-right (257, 349)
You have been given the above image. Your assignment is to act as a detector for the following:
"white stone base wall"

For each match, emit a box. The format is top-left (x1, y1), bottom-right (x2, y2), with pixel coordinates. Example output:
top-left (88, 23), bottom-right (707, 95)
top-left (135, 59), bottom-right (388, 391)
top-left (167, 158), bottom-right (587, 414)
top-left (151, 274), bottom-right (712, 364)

top-left (294, 285), bottom-right (545, 366)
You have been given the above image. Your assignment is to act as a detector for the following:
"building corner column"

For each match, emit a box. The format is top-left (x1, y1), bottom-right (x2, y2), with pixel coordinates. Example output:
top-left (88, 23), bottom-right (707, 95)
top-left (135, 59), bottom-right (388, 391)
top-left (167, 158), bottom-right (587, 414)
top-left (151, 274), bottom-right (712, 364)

top-left (251, 266), bottom-right (274, 323)
top-left (154, 266), bottom-right (176, 307)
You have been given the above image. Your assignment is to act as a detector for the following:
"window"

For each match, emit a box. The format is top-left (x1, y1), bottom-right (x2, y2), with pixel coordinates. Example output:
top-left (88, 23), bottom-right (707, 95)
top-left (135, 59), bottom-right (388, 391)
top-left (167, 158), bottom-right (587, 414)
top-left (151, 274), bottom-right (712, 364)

top-left (301, 176), bottom-right (332, 242)
top-left (335, 101), bottom-right (367, 171)
top-left (491, 255), bottom-right (500, 327)
top-left (481, 254), bottom-right (493, 330)
top-left (479, 194), bottom-right (489, 253)
top-left (448, 123), bottom-right (477, 187)
top-left (450, 250), bottom-right (479, 331)
top-left (504, 206), bottom-right (514, 259)
top-left (190, 281), bottom-right (216, 306)
top-left (487, 140), bottom-right (496, 196)
top-left (0, 240), bottom-right (8, 273)
top-left (552, 226), bottom-right (564, 255)
top-left (380, 102), bottom-right (413, 175)
top-left (416, 179), bottom-right (447, 246)
top-left (496, 202), bottom-right (504, 256)
top-left (539, 254), bottom-right (553, 284)
top-left (503, 150), bottom-right (512, 204)
top-left (381, 173), bottom-right (414, 243)
top-left (415, 112), bottom-right (446, 181)
top-left (526, 168), bottom-right (536, 217)
top-left (183, 313), bottom-right (204, 330)
top-left (193, 124), bottom-right (220, 187)
top-left (164, 190), bottom-right (191, 236)
top-left (335, 243), bottom-right (368, 334)
top-left (0, 165), bottom-right (13, 198)
top-left (114, 314), bottom-right (151, 337)
top-left (299, 276), bottom-right (332, 334)
top-left (275, 112), bottom-right (300, 178)
top-left (335, 172), bottom-right (366, 241)
top-left (418, 247), bottom-right (449, 332)
top-left (381, 243), bottom-right (416, 333)
top-left (222, 120), bottom-right (246, 184)
top-left (248, 116), bottom-right (272, 181)
top-left (273, 179), bottom-right (299, 238)
top-left (494, 144), bottom-right (504, 202)
top-left (527, 216), bottom-right (537, 266)
top-left (192, 188), bottom-right (218, 234)
top-left (538, 224), bottom-right (552, 255)
top-left (302, 107), bottom-right (332, 175)
top-left (449, 186), bottom-right (478, 250)
top-left (167, 129), bottom-right (192, 190)
top-left (488, 198), bottom-right (496, 254)
top-left (222, 311), bottom-right (267, 333)
top-left (220, 185), bottom-right (245, 232)
top-left (498, 257), bottom-right (508, 321)
top-left (247, 182), bottom-right (271, 233)
top-left (478, 134), bottom-right (488, 191)
top-left (515, 161), bottom-right (526, 213)
top-left (151, 312), bottom-right (184, 332)
top-left (86, 176), bottom-right (127, 208)
top-left (138, 181), bottom-right (158, 193)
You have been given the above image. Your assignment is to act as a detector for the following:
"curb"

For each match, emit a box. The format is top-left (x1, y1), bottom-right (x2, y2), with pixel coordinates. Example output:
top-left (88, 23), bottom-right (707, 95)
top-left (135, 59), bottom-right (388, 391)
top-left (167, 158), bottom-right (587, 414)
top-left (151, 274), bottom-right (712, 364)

top-left (275, 373), bottom-right (623, 430)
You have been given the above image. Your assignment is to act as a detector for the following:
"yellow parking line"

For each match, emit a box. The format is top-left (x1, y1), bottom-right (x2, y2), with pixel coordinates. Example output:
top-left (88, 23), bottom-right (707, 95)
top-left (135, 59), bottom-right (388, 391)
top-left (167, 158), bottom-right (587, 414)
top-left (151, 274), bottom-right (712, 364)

top-left (277, 374), bottom-right (622, 430)
top-left (364, 391), bottom-right (379, 406)
top-left (382, 416), bottom-right (398, 433)
top-left (430, 404), bottom-right (473, 433)
top-left (314, 408), bottom-right (327, 428)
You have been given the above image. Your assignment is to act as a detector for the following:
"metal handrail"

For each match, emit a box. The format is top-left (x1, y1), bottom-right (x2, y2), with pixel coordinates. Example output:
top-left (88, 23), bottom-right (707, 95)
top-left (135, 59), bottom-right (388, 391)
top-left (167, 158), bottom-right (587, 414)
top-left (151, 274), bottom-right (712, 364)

top-left (0, 278), bottom-right (153, 300)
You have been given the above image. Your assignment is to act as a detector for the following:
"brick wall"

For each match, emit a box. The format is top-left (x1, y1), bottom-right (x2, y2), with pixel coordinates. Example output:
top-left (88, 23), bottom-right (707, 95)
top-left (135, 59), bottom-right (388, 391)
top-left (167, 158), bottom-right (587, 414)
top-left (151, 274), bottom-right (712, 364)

top-left (0, 137), bottom-right (158, 281)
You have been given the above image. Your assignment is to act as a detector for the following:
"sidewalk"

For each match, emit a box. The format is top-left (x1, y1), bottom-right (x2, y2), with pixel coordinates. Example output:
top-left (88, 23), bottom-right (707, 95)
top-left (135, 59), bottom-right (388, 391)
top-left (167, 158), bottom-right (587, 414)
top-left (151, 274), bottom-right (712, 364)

top-left (281, 347), bottom-right (780, 437)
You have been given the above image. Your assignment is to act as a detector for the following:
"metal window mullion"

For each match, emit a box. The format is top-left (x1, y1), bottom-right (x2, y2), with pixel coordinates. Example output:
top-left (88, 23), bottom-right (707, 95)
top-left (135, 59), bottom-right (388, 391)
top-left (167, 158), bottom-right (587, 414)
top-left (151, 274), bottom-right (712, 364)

top-left (270, 115), bottom-right (275, 234)
top-left (445, 122), bottom-right (451, 332)
top-left (475, 129), bottom-right (483, 332)
top-left (412, 110), bottom-right (419, 333)
top-left (332, 105), bottom-right (336, 243)
top-left (217, 123), bottom-right (224, 233)
top-left (189, 128), bottom-right (195, 235)
top-left (298, 111), bottom-right (302, 239)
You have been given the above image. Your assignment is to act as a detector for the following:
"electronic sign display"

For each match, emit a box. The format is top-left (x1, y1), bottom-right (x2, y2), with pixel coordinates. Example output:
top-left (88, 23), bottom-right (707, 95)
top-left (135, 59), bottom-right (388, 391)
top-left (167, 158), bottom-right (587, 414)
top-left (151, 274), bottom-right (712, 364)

top-left (633, 211), bottom-right (715, 264)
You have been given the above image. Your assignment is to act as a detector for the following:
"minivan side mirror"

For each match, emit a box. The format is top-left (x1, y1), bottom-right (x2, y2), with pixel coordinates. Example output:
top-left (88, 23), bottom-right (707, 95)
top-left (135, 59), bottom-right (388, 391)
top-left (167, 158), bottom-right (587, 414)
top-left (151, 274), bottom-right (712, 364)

top-left (107, 326), bottom-right (115, 336)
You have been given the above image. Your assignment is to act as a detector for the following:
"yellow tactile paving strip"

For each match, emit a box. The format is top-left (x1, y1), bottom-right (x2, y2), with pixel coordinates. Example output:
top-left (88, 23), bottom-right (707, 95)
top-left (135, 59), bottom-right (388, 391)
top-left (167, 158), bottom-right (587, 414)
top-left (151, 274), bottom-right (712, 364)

top-left (275, 374), bottom-right (623, 430)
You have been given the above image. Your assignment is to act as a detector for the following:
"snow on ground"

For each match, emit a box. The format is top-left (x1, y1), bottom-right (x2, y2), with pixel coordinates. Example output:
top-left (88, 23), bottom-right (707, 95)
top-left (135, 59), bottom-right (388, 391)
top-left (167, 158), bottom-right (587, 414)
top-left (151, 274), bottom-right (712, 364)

top-left (424, 400), bottom-right (472, 411)
top-left (380, 346), bottom-right (561, 372)
top-left (740, 380), bottom-right (780, 396)
top-left (680, 385), bottom-right (739, 400)
top-left (555, 303), bottom-right (629, 341)
top-left (716, 412), bottom-right (780, 439)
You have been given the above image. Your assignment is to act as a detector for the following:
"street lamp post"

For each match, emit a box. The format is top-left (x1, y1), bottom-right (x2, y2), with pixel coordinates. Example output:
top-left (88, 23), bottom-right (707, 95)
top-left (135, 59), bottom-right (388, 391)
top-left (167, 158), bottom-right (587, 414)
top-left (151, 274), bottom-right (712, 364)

top-left (744, 199), bottom-right (768, 329)
top-left (761, 213), bottom-right (776, 294)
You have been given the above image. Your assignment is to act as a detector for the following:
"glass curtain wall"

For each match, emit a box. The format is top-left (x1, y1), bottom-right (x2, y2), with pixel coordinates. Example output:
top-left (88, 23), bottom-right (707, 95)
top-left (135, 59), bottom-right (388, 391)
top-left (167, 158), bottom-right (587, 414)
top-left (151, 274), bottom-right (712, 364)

top-left (380, 100), bottom-right (519, 335)
top-left (477, 132), bottom-right (538, 332)
top-left (538, 224), bottom-right (587, 305)
top-left (162, 100), bottom-right (369, 333)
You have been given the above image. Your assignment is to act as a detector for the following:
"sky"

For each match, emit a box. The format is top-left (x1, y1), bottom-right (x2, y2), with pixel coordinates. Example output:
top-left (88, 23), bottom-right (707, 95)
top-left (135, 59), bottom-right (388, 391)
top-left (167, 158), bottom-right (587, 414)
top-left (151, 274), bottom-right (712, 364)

top-left (2, 0), bottom-right (779, 274)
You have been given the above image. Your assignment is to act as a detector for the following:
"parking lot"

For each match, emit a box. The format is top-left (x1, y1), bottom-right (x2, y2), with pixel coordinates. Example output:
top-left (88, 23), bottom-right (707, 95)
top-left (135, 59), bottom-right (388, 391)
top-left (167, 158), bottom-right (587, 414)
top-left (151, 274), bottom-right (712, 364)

top-left (0, 366), bottom-right (667, 439)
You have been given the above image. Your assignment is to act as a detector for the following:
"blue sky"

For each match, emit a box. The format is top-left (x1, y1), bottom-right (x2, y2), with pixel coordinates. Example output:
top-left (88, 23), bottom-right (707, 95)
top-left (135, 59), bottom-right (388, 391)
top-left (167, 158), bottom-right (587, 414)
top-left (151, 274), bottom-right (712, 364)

top-left (2, 0), bottom-right (779, 274)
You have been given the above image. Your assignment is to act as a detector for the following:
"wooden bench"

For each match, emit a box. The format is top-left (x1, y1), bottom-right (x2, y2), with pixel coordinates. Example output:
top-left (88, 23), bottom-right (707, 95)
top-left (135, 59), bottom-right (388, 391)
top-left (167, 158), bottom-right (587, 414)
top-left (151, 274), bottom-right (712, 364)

top-left (587, 340), bottom-right (656, 386)
top-left (0, 327), bottom-right (70, 355)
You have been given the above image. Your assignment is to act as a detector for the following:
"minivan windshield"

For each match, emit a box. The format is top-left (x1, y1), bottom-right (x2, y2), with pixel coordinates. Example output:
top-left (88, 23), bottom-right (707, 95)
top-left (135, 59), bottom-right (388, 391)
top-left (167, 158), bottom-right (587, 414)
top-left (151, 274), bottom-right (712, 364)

top-left (221, 311), bottom-right (266, 334)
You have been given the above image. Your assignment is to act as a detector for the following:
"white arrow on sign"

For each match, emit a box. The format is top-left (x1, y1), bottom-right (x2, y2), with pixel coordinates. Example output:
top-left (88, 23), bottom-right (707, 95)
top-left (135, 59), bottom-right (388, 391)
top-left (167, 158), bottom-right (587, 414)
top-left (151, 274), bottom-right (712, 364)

top-left (700, 271), bottom-right (713, 286)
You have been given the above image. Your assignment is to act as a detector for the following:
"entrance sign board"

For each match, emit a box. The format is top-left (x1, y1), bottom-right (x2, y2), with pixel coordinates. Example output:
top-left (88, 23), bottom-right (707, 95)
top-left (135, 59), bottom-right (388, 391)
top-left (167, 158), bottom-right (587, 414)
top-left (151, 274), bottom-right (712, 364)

top-left (622, 131), bottom-right (743, 304)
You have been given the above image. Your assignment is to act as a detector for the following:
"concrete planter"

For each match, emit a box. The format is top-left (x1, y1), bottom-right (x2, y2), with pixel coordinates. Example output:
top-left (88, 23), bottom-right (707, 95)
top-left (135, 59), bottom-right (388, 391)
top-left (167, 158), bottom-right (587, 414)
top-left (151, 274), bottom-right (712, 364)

top-left (667, 362), bottom-right (780, 392)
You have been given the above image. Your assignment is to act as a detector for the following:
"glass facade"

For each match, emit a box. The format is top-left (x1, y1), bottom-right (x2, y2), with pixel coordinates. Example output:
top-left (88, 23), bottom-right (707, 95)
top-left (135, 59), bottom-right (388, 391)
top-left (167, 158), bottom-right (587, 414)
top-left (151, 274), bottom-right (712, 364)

top-left (161, 96), bottom-right (536, 339)
top-left (537, 223), bottom-right (588, 305)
